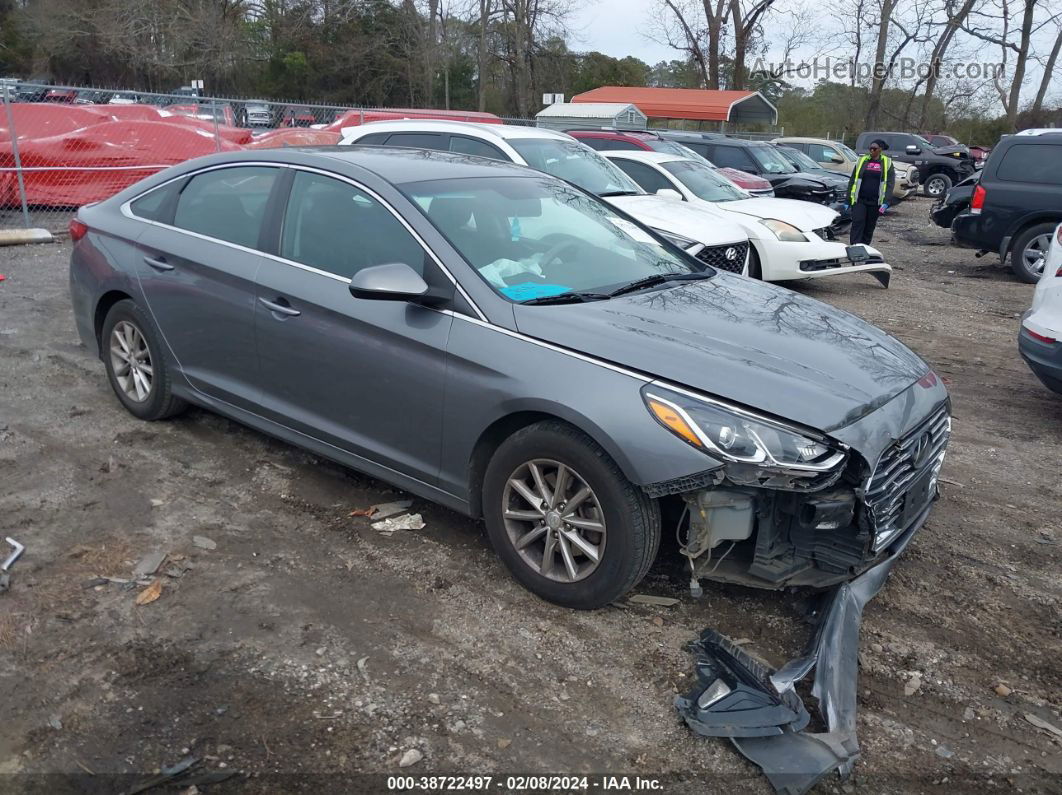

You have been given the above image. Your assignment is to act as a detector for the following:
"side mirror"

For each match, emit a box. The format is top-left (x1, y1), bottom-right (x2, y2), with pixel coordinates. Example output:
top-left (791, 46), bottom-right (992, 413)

top-left (349, 262), bottom-right (439, 304)
top-left (655, 188), bottom-right (684, 201)
top-left (829, 154), bottom-right (844, 164)
top-left (905, 145), bottom-right (921, 155)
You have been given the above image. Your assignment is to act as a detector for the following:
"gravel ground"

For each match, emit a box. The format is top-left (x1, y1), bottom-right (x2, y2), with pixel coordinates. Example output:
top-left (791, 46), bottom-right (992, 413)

top-left (0, 197), bottom-right (1059, 793)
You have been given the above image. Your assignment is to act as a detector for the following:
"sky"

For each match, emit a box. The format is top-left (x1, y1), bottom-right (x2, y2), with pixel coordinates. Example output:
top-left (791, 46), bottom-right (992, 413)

top-left (567, 1), bottom-right (677, 66)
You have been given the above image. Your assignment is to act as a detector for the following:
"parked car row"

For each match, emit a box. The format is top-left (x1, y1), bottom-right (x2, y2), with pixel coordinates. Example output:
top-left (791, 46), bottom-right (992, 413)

top-left (338, 120), bottom-right (890, 287)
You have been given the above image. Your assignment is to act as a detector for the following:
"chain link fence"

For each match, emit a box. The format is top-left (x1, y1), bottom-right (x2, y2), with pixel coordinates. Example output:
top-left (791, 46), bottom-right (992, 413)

top-left (0, 81), bottom-right (533, 233)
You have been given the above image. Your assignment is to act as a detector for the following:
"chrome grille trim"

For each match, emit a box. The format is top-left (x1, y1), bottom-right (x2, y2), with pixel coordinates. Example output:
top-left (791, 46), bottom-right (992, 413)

top-left (865, 403), bottom-right (951, 551)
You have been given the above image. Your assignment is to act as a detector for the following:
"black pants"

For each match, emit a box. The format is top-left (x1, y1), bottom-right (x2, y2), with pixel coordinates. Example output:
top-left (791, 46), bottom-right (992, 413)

top-left (849, 200), bottom-right (880, 245)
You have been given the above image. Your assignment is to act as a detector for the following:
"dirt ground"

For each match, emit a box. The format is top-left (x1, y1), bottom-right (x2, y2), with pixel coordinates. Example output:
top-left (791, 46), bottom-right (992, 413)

top-left (0, 197), bottom-right (1059, 794)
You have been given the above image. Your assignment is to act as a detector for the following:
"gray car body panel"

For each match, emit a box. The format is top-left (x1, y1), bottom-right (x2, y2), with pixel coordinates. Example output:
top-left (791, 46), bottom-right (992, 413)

top-left (69, 147), bottom-right (944, 522)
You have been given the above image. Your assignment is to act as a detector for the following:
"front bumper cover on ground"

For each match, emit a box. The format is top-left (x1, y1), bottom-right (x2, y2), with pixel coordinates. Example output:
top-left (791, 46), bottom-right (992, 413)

top-left (676, 512), bottom-right (924, 795)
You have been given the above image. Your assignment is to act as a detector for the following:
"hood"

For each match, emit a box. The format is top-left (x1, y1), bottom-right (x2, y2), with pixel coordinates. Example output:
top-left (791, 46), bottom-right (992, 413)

top-left (765, 173), bottom-right (833, 192)
top-left (607, 194), bottom-right (748, 248)
top-left (512, 272), bottom-right (928, 432)
top-left (715, 197), bottom-right (839, 231)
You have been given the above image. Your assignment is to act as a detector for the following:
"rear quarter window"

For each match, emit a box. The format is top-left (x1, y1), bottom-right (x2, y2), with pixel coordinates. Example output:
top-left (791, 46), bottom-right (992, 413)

top-left (129, 180), bottom-right (181, 222)
top-left (996, 144), bottom-right (1062, 184)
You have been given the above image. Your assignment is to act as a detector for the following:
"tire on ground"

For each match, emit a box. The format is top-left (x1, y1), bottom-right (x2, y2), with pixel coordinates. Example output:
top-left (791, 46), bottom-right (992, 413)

top-left (101, 299), bottom-right (187, 421)
top-left (482, 420), bottom-right (660, 610)
top-left (1010, 222), bottom-right (1056, 284)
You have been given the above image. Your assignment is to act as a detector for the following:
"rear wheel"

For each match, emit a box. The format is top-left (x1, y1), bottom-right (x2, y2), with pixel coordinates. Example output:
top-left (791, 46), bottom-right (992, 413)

top-left (482, 421), bottom-right (660, 609)
top-left (101, 300), bottom-right (187, 421)
top-left (922, 173), bottom-right (952, 198)
top-left (1010, 223), bottom-right (1055, 283)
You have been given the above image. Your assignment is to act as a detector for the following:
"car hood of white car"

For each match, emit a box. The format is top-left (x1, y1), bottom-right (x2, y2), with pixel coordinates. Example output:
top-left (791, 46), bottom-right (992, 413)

top-left (710, 197), bottom-right (839, 232)
top-left (606, 194), bottom-right (748, 247)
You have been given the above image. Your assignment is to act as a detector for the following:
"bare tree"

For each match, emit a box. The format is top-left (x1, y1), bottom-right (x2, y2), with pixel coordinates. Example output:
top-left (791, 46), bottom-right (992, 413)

top-left (728, 0), bottom-right (778, 90)
top-left (1031, 19), bottom-right (1062, 113)
top-left (915, 0), bottom-right (981, 129)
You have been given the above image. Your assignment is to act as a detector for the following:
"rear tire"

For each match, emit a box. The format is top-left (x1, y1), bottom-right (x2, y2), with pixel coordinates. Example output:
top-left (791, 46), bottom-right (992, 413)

top-left (923, 173), bottom-right (952, 198)
top-left (482, 421), bottom-right (660, 609)
top-left (1010, 223), bottom-right (1055, 284)
top-left (101, 300), bottom-right (187, 421)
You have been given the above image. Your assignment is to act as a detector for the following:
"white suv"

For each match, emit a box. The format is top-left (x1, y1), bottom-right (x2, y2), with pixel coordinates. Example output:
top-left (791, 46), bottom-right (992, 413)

top-left (1019, 222), bottom-right (1062, 393)
top-left (339, 120), bottom-right (752, 275)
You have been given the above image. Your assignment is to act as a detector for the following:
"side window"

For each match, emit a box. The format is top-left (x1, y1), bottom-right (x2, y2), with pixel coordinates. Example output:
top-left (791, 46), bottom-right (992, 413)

top-left (997, 144), bottom-right (1062, 184)
top-left (354, 132), bottom-right (389, 145)
top-left (130, 179), bottom-right (181, 223)
top-left (449, 135), bottom-right (507, 161)
top-left (710, 146), bottom-right (755, 171)
top-left (612, 160), bottom-right (676, 195)
top-left (384, 132), bottom-right (447, 150)
top-left (281, 171), bottom-right (428, 280)
top-left (808, 143), bottom-right (836, 163)
top-left (683, 141), bottom-right (710, 157)
top-left (172, 166), bottom-right (279, 248)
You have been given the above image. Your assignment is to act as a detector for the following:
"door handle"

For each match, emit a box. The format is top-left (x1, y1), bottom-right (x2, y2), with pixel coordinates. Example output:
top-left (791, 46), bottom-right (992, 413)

top-left (258, 296), bottom-right (301, 317)
top-left (143, 255), bottom-right (174, 272)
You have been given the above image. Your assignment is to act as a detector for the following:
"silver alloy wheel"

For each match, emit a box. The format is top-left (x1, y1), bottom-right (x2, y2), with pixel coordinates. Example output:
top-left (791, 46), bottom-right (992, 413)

top-left (502, 458), bottom-right (606, 583)
top-left (1022, 233), bottom-right (1052, 278)
top-left (109, 320), bottom-right (153, 402)
top-left (925, 176), bottom-right (948, 197)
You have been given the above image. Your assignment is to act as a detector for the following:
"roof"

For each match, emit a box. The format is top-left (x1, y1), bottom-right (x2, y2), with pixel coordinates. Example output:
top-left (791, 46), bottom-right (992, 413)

top-left (571, 87), bottom-right (778, 124)
top-left (773, 136), bottom-right (843, 144)
top-left (600, 150), bottom-right (684, 165)
top-left (535, 102), bottom-right (645, 119)
top-left (339, 119), bottom-right (574, 142)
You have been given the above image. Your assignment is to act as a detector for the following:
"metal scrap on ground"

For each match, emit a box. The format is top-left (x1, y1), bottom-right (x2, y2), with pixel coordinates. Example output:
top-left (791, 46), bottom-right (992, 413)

top-left (372, 513), bottom-right (425, 534)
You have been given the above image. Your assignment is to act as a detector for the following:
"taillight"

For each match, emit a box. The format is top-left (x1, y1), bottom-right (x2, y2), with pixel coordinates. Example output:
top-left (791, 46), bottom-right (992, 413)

top-left (970, 184), bottom-right (986, 214)
top-left (1024, 327), bottom-right (1056, 344)
top-left (68, 219), bottom-right (88, 241)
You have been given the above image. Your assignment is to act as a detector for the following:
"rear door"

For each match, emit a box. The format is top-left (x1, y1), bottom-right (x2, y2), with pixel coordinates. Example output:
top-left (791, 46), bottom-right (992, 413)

top-left (132, 164), bottom-right (282, 409)
top-left (705, 144), bottom-right (759, 173)
top-left (252, 169), bottom-right (455, 483)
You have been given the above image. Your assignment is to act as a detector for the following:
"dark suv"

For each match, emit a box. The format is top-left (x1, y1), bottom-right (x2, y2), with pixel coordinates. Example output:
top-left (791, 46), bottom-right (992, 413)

top-left (951, 131), bottom-right (1062, 282)
top-left (856, 131), bottom-right (976, 199)
top-left (690, 137), bottom-right (842, 207)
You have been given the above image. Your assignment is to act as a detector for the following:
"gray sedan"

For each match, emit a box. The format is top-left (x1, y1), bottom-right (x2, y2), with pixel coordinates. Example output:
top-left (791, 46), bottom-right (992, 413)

top-left (69, 148), bottom-right (950, 609)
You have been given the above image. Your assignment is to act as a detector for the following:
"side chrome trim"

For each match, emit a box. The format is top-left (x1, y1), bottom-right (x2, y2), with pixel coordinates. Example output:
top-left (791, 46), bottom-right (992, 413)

top-left (118, 161), bottom-right (489, 322)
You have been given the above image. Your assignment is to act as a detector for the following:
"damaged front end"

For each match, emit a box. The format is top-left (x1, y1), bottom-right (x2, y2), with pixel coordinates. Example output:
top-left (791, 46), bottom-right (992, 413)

top-left (642, 383), bottom-right (950, 592)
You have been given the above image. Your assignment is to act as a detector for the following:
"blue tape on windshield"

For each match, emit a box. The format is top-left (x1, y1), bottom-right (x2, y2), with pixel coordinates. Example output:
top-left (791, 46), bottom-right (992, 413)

top-left (500, 283), bottom-right (571, 301)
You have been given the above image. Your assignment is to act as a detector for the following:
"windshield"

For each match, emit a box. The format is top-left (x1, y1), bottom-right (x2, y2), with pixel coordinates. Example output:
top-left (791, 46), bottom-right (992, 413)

top-left (912, 134), bottom-right (934, 147)
top-left (749, 145), bottom-right (797, 174)
top-left (777, 146), bottom-right (822, 171)
top-left (508, 138), bottom-right (643, 196)
top-left (838, 143), bottom-right (858, 159)
top-left (662, 160), bottom-right (750, 202)
top-left (403, 175), bottom-right (702, 301)
top-left (650, 140), bottom-right (714, 166)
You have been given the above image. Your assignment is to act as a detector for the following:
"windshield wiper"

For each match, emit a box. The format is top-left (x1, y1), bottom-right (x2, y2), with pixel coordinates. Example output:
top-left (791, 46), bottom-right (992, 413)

top-left (520, 291), bottom-right (610, 305)
top-left (607, 272), bottom-right (713, 298)
top-left (597, 190), bottom-right (641, 197)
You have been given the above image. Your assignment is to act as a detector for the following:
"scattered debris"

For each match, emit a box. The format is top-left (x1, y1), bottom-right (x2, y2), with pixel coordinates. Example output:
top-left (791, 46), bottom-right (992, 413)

top-left (963, 707), bottom-right (976, 721)
top-left (497, 738), bottom-right (512, 749)
top-left (192, 535), bottom-right (217, 550)
top-left (372, 514), bottom-right (425, 534)
top-left (126, 755), bottom-right (199, 795)
top-left (628, 594), bottom-right (681, 607)
top-left (904, 674), bottom-right (923, 697)
top-left (0, 536), bottom-right (25, 594)
top-left (149, 498), bottom-right (165, 508)
top-left (398, 749), bottom-right (423, 767)
top-left (47, 716), bottom-right (62, 731)
top-left (680, 526), bottom-right (916, 794)
top-left (357, 656), bottom-right (370, 680)
top-left (1024, 713), bottom-right (1062, 739)
top-left (935, 744), bottom-right (955, 759)
top-left (135, 579), bottom-right (163, 606)
top-left (83, 577), bottom-right (109, 589)
top-left (652, 616), bottom-right (664, 627)
top-left (133, 551), bottom-right (167, 579)
top-left (349, 507), bottom-right (376, 517)
top-left (427, 693), bottom-right (441, 705)
top-left (994, 684), bottom-right (1012, 697)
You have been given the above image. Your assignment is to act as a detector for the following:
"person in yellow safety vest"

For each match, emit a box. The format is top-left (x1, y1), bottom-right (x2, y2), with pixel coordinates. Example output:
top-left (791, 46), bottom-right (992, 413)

top-left (846, 139), bottom-right (895, 246)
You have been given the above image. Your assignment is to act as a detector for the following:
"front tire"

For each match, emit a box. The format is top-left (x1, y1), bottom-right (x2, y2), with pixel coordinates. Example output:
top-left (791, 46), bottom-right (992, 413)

top-left (1010, 223), bottom-right (1055, 284)
top-left (922, 173), bottom-right (952, 198)
top-left (101, 300), bottom-right (187, 421)
top-left (482, 421), bottom-right (660, 609)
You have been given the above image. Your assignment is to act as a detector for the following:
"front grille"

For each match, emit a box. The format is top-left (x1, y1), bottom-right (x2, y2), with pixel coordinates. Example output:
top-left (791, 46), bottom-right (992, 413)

top-left (695, 241), bottom-right (749, 273)
top-left (864, 403), bottom-right (951, 551)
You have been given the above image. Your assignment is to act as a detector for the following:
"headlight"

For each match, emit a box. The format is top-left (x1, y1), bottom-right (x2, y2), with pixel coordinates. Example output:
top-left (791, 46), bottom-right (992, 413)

top-left (759, 219), bottom-right (808, 242)
top-left (651, 228), bottom-right (698, 251)
top-left (642, 385), bottom-right (846, 488)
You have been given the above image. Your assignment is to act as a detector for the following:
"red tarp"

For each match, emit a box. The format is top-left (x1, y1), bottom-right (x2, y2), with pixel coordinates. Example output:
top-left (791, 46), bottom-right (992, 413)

top-left (244, 128), bottom-right (342, 149)
top-left (0, 119), bottom-right (241, 207)
top-left (0, 103), bottom-right (114, 141)
top-left (326, 108), bottom-right (502, 131)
